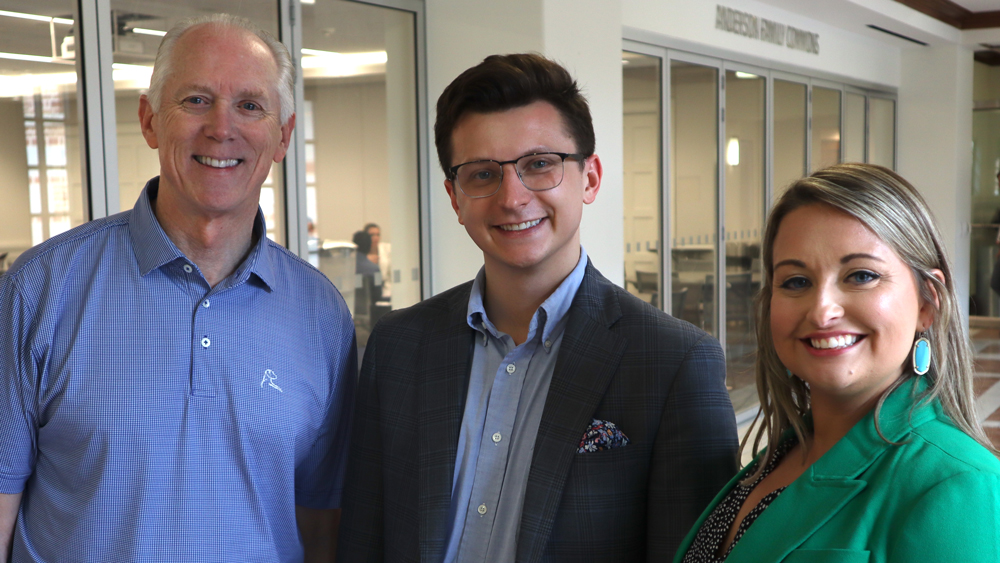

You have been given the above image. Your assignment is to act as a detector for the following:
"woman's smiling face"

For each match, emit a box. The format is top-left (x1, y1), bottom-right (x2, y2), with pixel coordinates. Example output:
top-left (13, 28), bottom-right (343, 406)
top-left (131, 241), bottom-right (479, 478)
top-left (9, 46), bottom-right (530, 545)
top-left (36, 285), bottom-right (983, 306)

top-left (769, 204), bottom-right (937, 407)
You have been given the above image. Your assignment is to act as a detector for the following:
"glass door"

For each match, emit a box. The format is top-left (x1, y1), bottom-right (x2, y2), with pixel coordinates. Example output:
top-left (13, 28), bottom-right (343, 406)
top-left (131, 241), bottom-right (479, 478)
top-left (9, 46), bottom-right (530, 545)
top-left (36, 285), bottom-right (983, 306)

top-left (868, 96), bottom-right (896, 169)
top-left (669, 57), bottom-right (719, 336)
top-left (299, 0), bottom-right (422, 346)
top-left (844, 91), bottom-right (866, 163)
top-left (723, 66), bottom-right (765, 414)
top-left (811, 84), bottom-right (842, 172)
top-left (622, 50), bottom-right (662, 312)
top-left (772, 78), bottom-right (807, 200)
top-left (0, 5), bottom-right (87, 270)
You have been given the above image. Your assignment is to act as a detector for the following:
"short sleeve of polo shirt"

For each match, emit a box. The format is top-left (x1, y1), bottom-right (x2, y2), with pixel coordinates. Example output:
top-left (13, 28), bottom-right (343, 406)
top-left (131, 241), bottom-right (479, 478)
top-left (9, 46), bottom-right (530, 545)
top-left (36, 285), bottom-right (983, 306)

top-left (0, 274), bottom-right (38, 494)
top-left (293, 291), bottom-right (358, 509)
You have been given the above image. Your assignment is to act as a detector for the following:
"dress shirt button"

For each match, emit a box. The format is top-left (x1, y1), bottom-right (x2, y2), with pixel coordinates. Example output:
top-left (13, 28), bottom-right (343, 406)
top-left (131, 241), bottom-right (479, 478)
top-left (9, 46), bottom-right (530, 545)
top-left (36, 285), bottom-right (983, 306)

top-left (477, 503), bottom-right (487, 515)
top-left (492, 432), bottom-right (502, 444)
top-left (506, 364), bottom-right (516, 374)
top-left (183, 264), bottom-right (193, 273)
top-left (544, 339), bottom-right (552, 348)
top-left (201, 337), bottom-right (211, 348)
top-left (202, 299), bottom-right (211, 308)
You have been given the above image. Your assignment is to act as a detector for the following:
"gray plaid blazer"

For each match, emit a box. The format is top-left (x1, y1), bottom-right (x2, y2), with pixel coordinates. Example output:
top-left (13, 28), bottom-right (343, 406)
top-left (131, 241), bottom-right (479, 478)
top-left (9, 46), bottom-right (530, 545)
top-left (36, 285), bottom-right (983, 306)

top-left (338, 262), bottom-right (738, 562)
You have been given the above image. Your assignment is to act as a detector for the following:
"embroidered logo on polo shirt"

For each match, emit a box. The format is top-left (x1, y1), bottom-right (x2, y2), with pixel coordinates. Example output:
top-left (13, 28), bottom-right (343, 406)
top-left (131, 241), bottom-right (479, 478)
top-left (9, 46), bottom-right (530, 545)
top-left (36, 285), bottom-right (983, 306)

top-left (261, 369), bottom-right (283, 393)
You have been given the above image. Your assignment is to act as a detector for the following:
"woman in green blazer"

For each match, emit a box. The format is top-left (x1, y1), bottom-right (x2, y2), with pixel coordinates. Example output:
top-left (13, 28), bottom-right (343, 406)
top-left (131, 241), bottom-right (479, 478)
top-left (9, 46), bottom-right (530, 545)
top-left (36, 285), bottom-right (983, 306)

top-left (675, 164), bottom-right (1000, 563)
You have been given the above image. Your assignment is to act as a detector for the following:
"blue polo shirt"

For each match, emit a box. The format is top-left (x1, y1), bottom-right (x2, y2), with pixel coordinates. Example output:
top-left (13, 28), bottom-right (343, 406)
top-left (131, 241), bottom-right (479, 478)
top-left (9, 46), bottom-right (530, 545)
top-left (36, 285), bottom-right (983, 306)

top-left (0, 178), bottom-right (356, 562)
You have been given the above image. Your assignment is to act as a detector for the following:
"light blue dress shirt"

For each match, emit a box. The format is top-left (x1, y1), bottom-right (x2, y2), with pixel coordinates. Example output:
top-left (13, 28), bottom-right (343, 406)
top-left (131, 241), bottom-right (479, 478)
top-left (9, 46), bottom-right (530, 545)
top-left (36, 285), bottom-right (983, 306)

top-left (443, 247), bottom-right (589, 562)
top-left (0, 178), bottom-right (356, 563)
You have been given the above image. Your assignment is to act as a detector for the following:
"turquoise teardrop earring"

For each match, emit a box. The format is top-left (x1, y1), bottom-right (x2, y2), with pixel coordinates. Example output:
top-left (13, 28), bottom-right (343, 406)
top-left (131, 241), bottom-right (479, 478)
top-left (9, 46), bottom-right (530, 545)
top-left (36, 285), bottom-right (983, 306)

top-left (912, 332), bottom-right (931, 376)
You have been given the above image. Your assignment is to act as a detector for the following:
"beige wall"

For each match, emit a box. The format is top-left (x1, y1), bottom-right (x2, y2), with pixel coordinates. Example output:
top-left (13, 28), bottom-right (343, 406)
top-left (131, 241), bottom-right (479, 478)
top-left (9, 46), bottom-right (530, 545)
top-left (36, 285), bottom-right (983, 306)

top-left (306, 79), bottom-right (389, 244)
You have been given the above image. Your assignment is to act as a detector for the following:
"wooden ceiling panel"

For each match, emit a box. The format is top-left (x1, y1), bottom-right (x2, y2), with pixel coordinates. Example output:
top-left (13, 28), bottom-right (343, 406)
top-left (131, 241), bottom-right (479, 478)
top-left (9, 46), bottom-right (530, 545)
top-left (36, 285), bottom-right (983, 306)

top-left (894, 0), bottom-right (1000, 28)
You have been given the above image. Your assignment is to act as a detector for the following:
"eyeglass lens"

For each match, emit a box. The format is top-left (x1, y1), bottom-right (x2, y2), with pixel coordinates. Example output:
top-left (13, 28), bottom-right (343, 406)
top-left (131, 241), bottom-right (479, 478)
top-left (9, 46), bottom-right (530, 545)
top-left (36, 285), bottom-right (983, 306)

top-left (455, 153), bottom-right (567, 197)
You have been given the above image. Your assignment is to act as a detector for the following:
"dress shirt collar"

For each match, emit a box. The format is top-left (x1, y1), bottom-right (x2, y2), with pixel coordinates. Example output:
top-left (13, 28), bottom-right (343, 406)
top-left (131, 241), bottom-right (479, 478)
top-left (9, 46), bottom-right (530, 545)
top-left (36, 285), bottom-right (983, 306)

top-left (128, 176), bottom-right (275, 290)
top-left (466, 246), bottom-right (589, 348)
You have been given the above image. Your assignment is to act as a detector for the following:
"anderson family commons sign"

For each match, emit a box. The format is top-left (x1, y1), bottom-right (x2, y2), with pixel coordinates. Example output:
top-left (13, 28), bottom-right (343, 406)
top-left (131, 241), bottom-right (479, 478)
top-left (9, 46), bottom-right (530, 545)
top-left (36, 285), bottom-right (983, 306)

top-left (715, 5), bottom-right (820, 55)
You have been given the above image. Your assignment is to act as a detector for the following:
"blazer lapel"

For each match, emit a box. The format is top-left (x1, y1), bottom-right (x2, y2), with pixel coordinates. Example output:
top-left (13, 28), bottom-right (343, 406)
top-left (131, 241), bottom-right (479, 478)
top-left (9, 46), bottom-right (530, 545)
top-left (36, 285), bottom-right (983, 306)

top-left (417, 284), bottom-right (476, 562)
top-left (726, 377), bottom-right (936, 563)
top-left (725, 472), bottom-right (866, 563)
top-left (516, 263), bottom-right (628, 563)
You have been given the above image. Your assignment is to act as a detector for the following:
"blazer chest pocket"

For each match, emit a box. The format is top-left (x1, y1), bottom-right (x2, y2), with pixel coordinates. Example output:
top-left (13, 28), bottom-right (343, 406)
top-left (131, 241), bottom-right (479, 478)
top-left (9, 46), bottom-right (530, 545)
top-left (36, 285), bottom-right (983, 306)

top-left (569, 443), bottom-right (647, 489)
top-left (784, 549), bottom-right (870, 563)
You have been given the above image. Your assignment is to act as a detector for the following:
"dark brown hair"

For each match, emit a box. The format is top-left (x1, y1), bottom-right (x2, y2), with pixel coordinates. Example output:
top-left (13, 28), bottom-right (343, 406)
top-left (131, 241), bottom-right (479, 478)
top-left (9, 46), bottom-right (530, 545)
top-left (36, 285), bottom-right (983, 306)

top-left (434, 53), bottom-right (595, 177)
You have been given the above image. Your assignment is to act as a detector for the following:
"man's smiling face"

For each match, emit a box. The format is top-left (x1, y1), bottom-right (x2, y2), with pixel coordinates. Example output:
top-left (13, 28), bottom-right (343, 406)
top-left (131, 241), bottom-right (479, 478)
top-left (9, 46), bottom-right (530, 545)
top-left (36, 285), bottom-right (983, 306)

top-left (139, 24), bottom-right (293, 221)
top-left (445, 101), bottom-right (600, 279)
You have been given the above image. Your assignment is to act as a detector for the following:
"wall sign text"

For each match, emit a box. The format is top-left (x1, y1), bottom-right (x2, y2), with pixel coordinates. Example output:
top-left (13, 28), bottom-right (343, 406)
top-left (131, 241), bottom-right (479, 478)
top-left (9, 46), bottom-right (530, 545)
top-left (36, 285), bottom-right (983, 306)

top-left (715, 5), bottom-right (820, 55)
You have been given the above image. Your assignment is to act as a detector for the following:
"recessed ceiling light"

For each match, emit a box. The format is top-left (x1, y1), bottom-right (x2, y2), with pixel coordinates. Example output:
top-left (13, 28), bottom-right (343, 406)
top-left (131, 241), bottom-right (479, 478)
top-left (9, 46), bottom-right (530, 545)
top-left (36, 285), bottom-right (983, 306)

top-left (132, 28), bottom-right (166, 37)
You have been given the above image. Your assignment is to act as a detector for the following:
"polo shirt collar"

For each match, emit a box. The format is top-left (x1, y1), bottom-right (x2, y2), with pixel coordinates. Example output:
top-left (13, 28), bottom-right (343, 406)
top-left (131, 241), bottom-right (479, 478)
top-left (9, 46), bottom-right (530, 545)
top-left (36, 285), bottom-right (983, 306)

top-left (128, 176), bottom-right (275, 291)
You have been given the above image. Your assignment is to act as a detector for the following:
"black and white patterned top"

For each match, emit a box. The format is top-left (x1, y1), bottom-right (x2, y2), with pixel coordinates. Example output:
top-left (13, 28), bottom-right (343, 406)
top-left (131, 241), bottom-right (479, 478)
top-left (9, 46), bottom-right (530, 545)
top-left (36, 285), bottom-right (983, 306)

top-left (681, 437), bottom-right (799, 562)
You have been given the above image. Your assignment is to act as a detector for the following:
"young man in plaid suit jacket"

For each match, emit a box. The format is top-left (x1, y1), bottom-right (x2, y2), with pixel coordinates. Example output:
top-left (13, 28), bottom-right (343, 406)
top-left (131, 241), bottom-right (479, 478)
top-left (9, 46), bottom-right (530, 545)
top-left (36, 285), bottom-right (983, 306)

top-left (338, 54), bottom-right (738, 563)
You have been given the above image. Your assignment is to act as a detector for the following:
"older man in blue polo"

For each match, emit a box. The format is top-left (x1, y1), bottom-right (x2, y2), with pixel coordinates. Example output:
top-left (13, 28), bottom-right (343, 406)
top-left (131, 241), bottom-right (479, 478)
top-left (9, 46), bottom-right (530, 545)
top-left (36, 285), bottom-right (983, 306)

top-left (0, 14), bottom-right (354, 562)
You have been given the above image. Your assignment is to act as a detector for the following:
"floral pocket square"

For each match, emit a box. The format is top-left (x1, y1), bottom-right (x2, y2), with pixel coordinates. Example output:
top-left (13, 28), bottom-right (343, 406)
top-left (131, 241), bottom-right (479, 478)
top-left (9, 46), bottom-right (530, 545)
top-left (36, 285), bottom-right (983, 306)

top-left (577, 418), bottom-right (630, 453)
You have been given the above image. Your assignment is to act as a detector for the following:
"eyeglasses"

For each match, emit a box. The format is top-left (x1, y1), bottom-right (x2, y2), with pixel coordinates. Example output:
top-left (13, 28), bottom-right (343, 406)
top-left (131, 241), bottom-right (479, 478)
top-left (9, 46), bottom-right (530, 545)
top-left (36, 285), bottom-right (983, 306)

top-left (449, 152), bottom-right (585, 199)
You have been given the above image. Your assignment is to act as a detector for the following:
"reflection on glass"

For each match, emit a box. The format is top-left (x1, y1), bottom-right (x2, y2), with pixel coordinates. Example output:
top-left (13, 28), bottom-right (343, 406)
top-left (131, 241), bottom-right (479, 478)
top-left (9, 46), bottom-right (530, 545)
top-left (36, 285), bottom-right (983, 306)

top-left (670, 61), bottom-right (717, 336)
top-left (302, 0), bottom-right (421, 347)
top-left (622, 52), bottom-right (661, 311)
top-left (812, 86), bottom-right (841, 172)
top-left (724, 70), bottom-right (764, 413)
top-left (109, 3), bottom-right (285, 244)
top-left (774, 80), bottom-right (806, 199)
top-left (0, 7), bottom-right (85, 267)
top-left (869, 98), bottom-right (895, 169)
top-left (844, 92), bottom-right (865, 163)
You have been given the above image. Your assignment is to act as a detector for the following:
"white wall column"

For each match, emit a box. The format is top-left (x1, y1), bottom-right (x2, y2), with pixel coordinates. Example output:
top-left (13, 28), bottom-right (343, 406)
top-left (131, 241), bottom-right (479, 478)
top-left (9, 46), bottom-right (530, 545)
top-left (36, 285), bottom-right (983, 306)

top-left (542, 0), bottom-right (624, 286)
top-left (897, 44), bottom-right (974, 320)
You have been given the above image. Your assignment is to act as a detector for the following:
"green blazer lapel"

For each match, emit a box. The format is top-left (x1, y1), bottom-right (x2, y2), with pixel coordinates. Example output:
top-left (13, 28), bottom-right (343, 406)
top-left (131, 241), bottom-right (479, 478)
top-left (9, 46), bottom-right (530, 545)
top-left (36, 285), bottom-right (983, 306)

top-left (726, 377), bottom-right (935, 563)
top-left (725, 471), bottom-right (867, 563)
top-left (516, 263), bottom-right (628, 563)
top-left (417, 284), bottom-right (476, 561)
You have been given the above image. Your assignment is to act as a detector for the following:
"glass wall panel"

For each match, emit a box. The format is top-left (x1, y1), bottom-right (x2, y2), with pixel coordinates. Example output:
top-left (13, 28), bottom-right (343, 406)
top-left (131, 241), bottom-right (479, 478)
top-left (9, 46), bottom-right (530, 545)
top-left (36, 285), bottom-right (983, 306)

top-left (971, 108), bottom-right (1000, 316)
top-left (670, 60), bottom-right (717, 335)
top-left (724, 70), bottom-right (764, 413)
top-left (622, 51), bottom-right (661, 311)
top-left (0, 5), bottom-right (86, 271)
top-left (109, 2), bottom-right (285, 245)
top-left (773, 79), bottom-right (806, 199)
top-left (844, 92), bottom-right (865, 163)
top-left (301, 0), bottom-right (421, 347)
top-left (869, 97), bottom-right (895, 168)
top-left (812, 86), bottom-right (841, 171)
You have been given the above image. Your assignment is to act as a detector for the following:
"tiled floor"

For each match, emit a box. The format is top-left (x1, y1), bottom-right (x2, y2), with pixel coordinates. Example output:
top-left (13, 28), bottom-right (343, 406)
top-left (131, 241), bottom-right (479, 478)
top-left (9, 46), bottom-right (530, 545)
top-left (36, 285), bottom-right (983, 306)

top-left (971, 328), bottom-right (1000, 450)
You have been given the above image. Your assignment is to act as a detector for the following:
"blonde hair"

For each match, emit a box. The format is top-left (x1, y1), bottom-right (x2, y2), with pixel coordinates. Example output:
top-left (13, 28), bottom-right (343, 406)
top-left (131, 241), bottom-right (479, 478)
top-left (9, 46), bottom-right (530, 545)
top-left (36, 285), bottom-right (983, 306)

top-left (743, 163), bottom-right (995, 480)
top-left (146, 14), bottom-right (295, 123)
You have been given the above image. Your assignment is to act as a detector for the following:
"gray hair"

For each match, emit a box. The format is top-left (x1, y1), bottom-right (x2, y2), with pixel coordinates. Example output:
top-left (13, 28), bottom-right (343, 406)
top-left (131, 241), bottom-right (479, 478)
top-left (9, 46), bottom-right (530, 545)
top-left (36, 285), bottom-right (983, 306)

top-left (743, 163), bottom-right (996, 482)
top-left (146, 13), bottom-right (295, 123)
